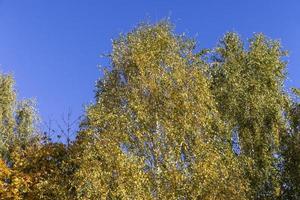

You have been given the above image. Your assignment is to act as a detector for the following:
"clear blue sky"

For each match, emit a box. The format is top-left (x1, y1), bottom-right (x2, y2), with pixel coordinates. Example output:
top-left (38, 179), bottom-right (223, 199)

top-left (0, 0), bottom-right (299, 126)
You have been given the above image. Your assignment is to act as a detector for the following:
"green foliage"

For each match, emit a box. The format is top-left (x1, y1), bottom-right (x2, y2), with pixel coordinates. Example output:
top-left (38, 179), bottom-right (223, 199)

top-left (0, 73), bottom-right (39, 199)
top-left (281, 89), bottom-right (300, 199)
top-left (1, 20), bottom-right (299, 200)
top-left (210, 32), bottom-right (288, 199)
top-left (0, 74), bottom-right (16, 158)
top-left (0, 74), bottom-right (39, 159)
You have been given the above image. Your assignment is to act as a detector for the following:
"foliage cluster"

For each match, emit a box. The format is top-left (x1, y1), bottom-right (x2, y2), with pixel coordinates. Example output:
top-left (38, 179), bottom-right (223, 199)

top-left (0, 21), bottom-right (299, 199)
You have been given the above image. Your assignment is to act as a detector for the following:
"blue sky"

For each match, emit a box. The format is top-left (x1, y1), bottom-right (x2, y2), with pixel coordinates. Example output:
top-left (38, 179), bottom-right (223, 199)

top-left (0, 0), bottom-right (299, 127)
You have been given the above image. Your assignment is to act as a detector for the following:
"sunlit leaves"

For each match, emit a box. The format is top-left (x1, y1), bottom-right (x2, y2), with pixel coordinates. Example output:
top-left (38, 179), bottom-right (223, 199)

top-left (1, 20), bottom-right (298, 200)
top-left (211, 32), bottom-right (288, 199)
top-left (74, 21), bottom-right (249, 200)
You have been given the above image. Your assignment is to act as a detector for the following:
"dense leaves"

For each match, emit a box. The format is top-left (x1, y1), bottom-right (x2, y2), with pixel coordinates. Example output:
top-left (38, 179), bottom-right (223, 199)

top-left (73, 22), bottom-right (248, 199)
top-left (0, 21), bottom-right (299, 199)
top-left (210, 32), bottom-right (288, 199)
top-left (281, 90), bottom-right (300, 200)
top-left (0, 74), bottom-right (38, 199)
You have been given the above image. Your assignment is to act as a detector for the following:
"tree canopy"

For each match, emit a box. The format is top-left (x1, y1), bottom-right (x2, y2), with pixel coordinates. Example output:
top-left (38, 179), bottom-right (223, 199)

top-left (0, 20), bottom-right (299, 200)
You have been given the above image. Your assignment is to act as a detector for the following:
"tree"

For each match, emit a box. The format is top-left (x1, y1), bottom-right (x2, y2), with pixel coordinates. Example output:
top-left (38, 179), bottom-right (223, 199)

top-left (281, 88), bottom-right (300, 199)
top-left (73, 21), bottom-right (249, 200)
top-left (210, 32), bottom-right (288, 199)
top-left (0, 74), bottom-right (39, 159)
top-left (15, 142), bottom-right (75, 200)
top-left (0, 74), bottom-right (16, 159)
top-left (0, 73), bottom-right (39, 199)
top-left (1, 20), bottom-right (298, 200)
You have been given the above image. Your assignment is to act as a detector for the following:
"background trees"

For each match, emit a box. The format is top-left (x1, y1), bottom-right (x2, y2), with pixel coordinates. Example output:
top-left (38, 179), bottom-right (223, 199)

top-left (281, 89), bottom-right (300, 200)
top-left (210, 32), bottom-right (288, 199)
top-left (0, 74), bottom-right (38, 199)
top-left (1, 20), bottom-right (300, 199)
